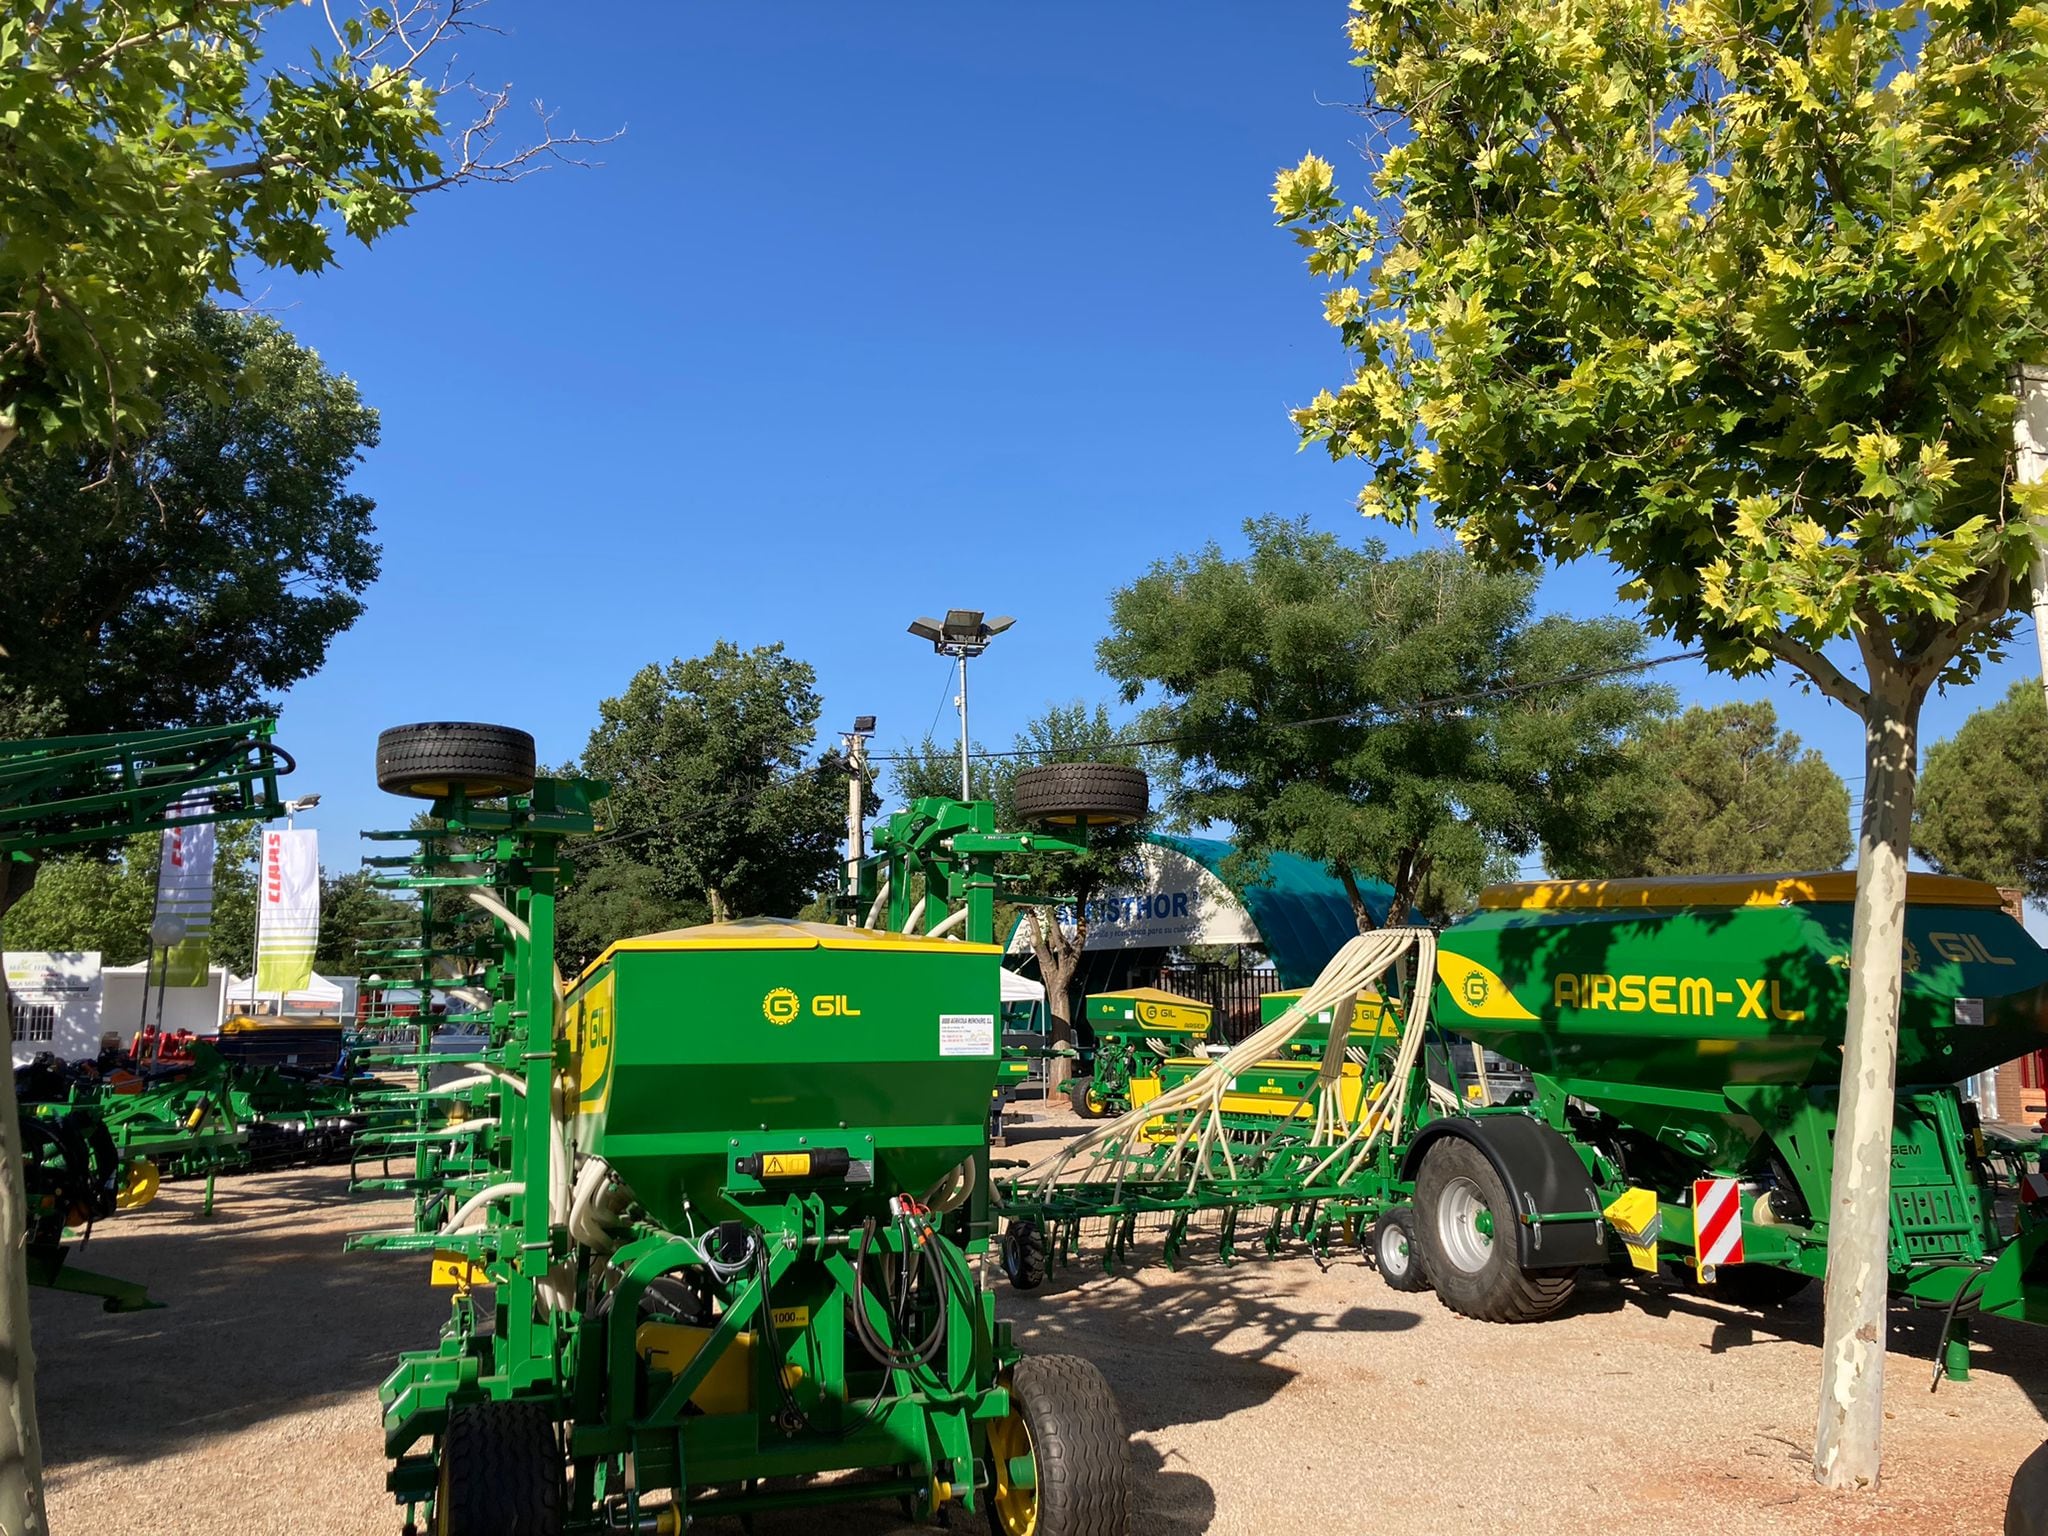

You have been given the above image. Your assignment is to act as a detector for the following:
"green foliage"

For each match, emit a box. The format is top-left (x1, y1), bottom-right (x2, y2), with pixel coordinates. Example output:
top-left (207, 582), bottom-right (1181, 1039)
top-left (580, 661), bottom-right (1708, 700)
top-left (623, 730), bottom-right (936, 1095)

top-left (4, 825), bottom-right (256, 968)
top-left (1277, 0), bottom-right (2048, 700)
top-left (888, 733), bottom-right (995, 808)
top-left (553, 841), bottom-right (705, 974)
top-left (0, 1), bottom-right (453, 454)
top-left (578, 642), bottom-right (852, 922)
top-left (989, 701), bottom-right (1152, 915)
top-left (1562, 702), bottom-right (1852, 878)
top-left (1100, 518), bottom-right (1667, 924)
top-left (316, 867), bottom-right (415, 975)
top-left (1915, 680), bottom-right (2048, 894)
top-left (0, 306), bottom-right (380, 733)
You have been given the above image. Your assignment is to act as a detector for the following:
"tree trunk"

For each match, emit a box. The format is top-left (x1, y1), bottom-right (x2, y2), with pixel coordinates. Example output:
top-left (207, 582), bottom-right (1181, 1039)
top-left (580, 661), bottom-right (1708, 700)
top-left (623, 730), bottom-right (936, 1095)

top-left (1336, 863), bottom-right (1381, 933)
top-left (707, 887), bottom-right (728, 924)
top-left (1026, 909), bottom-right (1082, 1091)
top-left (0, 860), bottom-right (49, 1536)
top-left (1812, 681), bottom-right (1919, 1491)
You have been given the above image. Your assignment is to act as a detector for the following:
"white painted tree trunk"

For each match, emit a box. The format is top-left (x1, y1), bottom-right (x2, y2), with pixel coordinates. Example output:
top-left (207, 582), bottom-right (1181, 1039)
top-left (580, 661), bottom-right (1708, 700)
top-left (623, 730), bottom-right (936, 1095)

top-left (0, 862), bottom-right (50, 1535)
top-left (1812, 685), bottom-right (1917, 1490)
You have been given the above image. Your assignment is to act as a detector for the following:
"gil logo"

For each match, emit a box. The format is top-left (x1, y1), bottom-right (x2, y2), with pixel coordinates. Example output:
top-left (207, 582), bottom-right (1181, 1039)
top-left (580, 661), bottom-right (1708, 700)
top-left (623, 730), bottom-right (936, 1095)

top-left (762, 987), bottom-right (800, 1026)
top-left (1462, 971), bottom-right (1491, 1008)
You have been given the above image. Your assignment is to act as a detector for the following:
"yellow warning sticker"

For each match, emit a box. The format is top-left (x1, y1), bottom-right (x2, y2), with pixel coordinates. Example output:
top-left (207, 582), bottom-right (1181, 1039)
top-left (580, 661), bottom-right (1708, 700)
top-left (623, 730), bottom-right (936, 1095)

top-left (761, 1152), bottom-right (813, 1178)
top-left (431, 1251), bottom-right (488, 1288)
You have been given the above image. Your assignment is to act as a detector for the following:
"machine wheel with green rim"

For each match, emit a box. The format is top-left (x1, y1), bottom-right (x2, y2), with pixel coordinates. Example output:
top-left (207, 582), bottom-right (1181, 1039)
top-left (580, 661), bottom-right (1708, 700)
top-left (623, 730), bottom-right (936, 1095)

top-left (1004, 1217), bottom-right (1049, 1291)
top-left (432, 1401), bottom-right (564, 1536)
top-left (1371, 1207), bottom-right (1430, 1294)
top-left (987, 1355), bottom-right (1131, 1536)
top-left (1414, 1138), bottom-right (1577, 1323)
top-left (376, 722), bottom-right (537, 800)
top-left (1067, 1079), bottom-right (1112, 1119)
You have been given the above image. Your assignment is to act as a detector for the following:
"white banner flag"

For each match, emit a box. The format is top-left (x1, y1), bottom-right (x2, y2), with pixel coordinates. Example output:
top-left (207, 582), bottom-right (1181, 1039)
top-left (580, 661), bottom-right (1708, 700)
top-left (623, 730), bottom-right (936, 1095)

top-left (155, 797), bottom-right (216, 987)
top-left (255, 828), bottom-right (320, 995)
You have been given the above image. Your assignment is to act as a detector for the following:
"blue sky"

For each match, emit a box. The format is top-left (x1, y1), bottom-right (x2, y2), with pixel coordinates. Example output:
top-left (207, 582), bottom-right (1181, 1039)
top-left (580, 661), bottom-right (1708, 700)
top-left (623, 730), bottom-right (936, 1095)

top-left (250, 3), bottom-right (2040, 882)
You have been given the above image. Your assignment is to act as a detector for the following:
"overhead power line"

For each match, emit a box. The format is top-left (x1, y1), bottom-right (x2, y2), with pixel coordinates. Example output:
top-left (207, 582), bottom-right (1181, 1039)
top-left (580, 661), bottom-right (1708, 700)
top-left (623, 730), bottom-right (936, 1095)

top-left (864, 649), bottom-right (1704, 765)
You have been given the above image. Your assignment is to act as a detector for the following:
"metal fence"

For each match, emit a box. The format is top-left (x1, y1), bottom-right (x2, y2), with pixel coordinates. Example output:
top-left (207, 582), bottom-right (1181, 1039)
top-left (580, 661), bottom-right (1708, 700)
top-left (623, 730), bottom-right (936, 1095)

top-left (1149, 962), bottom-right (1282, 1044)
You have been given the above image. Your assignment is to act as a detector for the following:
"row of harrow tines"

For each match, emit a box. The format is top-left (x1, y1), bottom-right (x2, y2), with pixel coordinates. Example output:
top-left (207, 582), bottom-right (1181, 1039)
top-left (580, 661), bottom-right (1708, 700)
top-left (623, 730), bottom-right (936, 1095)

top-left (998, 929), bottom-right (1455, 1279)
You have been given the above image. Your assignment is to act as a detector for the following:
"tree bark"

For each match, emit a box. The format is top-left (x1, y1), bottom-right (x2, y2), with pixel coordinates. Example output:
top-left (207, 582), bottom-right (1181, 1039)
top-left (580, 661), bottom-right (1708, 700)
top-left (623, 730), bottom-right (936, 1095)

top-left (0, 859), bottom-right (50, 1536)
top-left (1025, 909), bottom-right (1083, 1090)
top-left (1812, 678), bottom-right (1918, 1491)
top-left (706, 886), bottom-right (728, 924)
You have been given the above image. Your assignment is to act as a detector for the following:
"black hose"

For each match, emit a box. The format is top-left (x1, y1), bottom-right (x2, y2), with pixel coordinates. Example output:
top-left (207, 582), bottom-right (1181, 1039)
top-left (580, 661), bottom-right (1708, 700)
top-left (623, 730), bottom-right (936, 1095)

top-left (1929, 1268), bottom-right (1989, 1393)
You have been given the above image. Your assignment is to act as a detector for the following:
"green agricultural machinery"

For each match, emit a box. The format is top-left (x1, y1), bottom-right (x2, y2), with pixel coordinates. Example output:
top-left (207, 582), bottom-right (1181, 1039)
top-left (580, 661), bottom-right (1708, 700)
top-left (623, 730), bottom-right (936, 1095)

top-left (1, 719), bottom-right (298, 1311)
top-left (373, 725), bottom-right (1139, 1535)
top-left (1068, 987), bottom-right (1214, 1119)
top-left (1004, 872), bottom-right (2048, 1378)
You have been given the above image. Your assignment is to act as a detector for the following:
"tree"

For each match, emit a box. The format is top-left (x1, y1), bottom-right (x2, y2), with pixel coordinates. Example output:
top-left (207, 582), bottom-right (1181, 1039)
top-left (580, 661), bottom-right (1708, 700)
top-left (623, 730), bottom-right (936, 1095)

top-left (888, 733), bottom-right (997, 808)
top-left (0, 306), bottom-right (380, 734)
top-left (579, 643), bottom-right (851, 923)
top-left (990, 704), bottom-right (1151, 1061)
top-left (1564, 703), bottom-right (1852, 879)
top-left (1915, 681), bottom-right (2048, 894)
top-left (0, 0), bottom-right (602, 460)
top-left (1100, 519), bottom-right (1666, 927)
top-left (1272, 0), bottom-right (2048, 1486)
top-left (316, 867), bottom-right (416, 976)
top-left (552, 841), bottom-right (705, 974)
top-left (4, 825), bottom-right (260, 970)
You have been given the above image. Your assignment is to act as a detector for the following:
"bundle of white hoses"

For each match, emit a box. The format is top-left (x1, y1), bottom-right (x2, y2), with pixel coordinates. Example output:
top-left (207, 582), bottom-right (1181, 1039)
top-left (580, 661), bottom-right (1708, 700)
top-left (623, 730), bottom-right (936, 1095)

top-left (1019, 928), bottom-right (1437, 1202)
top-left (433, 887), bottom-right (580, 1313)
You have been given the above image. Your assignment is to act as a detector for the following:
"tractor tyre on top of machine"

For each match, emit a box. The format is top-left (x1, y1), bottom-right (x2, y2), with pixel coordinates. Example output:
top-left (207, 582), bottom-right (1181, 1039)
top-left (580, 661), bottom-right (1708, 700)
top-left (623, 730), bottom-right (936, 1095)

top-left (1012, 764), bottom-right (1149, 829)
top-left (376, 722), bottom-right (538, 800)
top-left (1413, 1137), bottom-right (1578, 1324)
top-left (988, 1354), bottom-right (1132, 1536)
top-left (433, 1400), bottom-right (564, 1536)
top-left (1371, 1207), bottom-right (1431, 1294)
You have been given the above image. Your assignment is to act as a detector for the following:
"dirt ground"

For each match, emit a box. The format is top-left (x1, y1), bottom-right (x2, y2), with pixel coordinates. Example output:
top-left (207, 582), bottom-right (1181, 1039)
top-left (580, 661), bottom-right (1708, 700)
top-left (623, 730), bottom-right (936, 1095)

top-left (40, 1097), bottom-right (2048, 1536)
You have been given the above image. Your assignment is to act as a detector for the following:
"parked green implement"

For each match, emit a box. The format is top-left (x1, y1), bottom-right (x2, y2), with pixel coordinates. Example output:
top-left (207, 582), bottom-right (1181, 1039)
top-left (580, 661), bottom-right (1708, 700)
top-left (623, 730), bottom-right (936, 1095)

top-left (374, 725), bottom-right (1138, 1535)
top-left (1069, 987), bottom-right (1214, 1119)
top-left (1004, 871), bottom-right (2048, 1378)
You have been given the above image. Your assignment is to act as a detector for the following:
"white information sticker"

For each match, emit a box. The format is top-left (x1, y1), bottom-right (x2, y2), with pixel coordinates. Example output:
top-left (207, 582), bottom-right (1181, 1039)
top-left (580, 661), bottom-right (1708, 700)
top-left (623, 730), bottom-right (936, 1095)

top-left (939, 1013), bottom-right (996, 1057)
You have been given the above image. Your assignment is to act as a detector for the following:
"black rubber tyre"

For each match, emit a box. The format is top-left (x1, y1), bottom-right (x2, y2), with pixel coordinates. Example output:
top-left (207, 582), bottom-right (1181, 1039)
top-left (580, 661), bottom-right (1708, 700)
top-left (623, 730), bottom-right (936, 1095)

top-left (1703, 1264), bottom-right (1813, 1309)
top-left (434, 1400), bottom-right (564, 1536)
top-left (1413, 1138), bottom-right (1578, 1323)
top-left (1067, 1078), bottom-right (1111, 1119)
top-left (1371, 1207), bottom-right (1431, 1294)
top-left (998, 1355), bottom-right (1132, 1536)
top-left (2007, 1436), bottom-right (2048, 1536)
top-left (1003, 1217), bottom-right (1049, 1291)
top-left (377, 722), bottom-right (537, 800)
top-left (1012, 764), bottom-right (1149, 828)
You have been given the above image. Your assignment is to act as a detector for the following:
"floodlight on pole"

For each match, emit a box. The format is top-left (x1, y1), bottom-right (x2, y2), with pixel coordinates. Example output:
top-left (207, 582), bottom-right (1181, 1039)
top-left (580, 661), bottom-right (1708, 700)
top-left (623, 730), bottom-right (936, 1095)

top-left (907, 610), bottom-right (1015, 800)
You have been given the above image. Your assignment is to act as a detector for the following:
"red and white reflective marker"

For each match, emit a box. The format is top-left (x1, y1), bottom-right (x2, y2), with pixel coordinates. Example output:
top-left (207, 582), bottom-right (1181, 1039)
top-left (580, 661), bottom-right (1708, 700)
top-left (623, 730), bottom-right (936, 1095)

top-left (1693, 1177), bottom-right (1745, 1271)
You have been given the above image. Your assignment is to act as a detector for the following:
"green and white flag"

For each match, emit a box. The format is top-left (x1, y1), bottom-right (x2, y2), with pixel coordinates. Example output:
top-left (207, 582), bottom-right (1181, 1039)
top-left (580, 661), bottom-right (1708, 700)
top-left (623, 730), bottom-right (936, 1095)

top-left (255, 828), bottom-right (320, 995)
top-left (155, 799), bottom-right (215, 987)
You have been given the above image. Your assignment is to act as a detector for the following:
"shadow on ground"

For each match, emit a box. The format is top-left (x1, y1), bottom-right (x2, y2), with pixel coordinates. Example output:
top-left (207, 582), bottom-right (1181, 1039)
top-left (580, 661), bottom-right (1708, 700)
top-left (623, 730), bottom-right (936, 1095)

top-left (33, 1172), bottom-right (446, 1472)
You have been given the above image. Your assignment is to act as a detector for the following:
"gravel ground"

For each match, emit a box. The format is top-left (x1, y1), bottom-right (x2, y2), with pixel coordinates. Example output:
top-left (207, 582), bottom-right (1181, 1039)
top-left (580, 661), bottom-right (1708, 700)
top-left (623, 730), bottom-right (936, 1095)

top-left (40, 1097), bottom-right (2048, 1536)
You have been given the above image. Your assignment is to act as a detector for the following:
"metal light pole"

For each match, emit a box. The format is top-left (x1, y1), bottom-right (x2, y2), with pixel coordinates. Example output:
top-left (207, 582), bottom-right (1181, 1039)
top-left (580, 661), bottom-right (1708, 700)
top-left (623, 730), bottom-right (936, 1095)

top-left (843, 716), bottom-right (875, 925)
top-left (907, 611), bottom-right (1015, 801)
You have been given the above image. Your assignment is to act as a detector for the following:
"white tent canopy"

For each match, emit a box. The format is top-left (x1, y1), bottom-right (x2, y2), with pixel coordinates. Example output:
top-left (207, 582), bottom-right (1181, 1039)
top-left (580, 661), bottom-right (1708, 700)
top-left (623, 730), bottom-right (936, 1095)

top-left (1000, 968), bottom-right (1045, 1005)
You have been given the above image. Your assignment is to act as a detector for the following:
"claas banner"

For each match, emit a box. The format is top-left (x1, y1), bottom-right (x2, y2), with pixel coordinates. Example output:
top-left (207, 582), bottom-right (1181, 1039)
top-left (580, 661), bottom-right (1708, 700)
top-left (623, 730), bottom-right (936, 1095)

top-left (154, 795), bottom-right (215, 987)
top-left (255, 829), bottom-right (320, 996)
